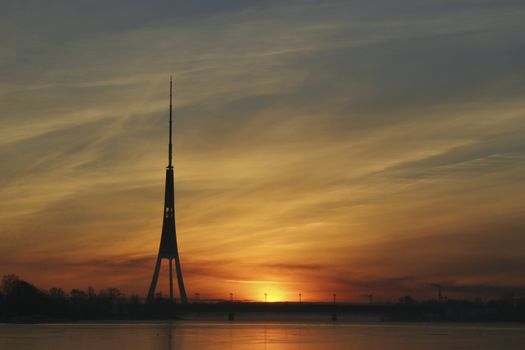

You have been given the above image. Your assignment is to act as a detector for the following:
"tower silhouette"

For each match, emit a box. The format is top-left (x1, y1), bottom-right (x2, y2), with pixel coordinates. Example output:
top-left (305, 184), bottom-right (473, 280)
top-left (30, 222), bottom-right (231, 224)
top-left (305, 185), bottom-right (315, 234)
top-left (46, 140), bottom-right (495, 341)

top-left (147, 77), bottom-right (188, 303)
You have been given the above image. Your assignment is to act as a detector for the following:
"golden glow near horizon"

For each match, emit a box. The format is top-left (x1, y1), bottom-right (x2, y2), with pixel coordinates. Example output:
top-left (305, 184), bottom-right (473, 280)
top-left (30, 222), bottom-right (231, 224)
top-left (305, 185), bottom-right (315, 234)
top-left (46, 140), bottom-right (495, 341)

top-left (1, 1), bottom-right (525, 301)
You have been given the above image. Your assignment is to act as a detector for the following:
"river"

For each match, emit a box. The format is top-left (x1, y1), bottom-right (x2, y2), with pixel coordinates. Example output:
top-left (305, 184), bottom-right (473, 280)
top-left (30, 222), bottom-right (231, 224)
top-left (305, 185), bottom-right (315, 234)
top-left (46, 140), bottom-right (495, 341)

top-left (1, 321), bottom-right (524, 349)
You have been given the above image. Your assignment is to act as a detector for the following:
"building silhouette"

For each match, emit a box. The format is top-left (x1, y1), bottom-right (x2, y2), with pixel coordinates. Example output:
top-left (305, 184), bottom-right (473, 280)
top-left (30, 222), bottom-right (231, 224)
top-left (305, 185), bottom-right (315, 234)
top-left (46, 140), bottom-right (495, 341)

top-left (147, 77), bottom-right (188, 303)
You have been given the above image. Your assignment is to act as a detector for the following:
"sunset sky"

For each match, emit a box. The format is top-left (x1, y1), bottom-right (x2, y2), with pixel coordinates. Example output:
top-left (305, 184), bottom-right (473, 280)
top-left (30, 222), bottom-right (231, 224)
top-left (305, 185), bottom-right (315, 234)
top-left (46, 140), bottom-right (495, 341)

top-left (1, 0), bottom-right (525, 302)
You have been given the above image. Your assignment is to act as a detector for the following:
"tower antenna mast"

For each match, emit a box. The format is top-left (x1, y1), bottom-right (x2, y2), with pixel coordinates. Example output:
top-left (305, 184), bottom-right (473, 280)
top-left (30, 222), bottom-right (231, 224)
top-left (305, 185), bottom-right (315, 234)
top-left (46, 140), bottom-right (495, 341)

top-left (169, 75), bottom-right (173, 168)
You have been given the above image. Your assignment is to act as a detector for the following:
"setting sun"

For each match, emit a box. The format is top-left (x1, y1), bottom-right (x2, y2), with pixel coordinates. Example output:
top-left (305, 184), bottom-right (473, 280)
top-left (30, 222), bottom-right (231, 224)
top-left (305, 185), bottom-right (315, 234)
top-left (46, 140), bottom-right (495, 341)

top-left (242, 282), bottom-right (293, 302)
top-left (259, 290), bottom-right (287, 303)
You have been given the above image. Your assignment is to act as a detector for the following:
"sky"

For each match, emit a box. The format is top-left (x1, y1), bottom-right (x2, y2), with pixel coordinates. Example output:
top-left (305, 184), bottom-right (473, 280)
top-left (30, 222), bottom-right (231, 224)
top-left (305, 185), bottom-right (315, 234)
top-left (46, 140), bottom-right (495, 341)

top-left (1, 0), bottom-right (525, 302)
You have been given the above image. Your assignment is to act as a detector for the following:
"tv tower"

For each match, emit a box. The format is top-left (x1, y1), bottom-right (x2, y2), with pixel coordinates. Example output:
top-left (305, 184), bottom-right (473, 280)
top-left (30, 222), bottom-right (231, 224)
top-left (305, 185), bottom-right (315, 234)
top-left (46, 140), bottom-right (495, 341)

top-left (147, 76), bottom-right (188, 303)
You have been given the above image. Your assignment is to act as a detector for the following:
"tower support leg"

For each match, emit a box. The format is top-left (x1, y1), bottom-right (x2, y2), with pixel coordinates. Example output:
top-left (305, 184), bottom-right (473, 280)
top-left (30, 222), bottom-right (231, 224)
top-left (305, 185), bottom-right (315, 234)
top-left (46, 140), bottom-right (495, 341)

top-left (147, 255), bottom-right (163, 302)
top-left (173, 254), bottom-right (188, 303)
top-left (169, 258), bottom-right (174, 302)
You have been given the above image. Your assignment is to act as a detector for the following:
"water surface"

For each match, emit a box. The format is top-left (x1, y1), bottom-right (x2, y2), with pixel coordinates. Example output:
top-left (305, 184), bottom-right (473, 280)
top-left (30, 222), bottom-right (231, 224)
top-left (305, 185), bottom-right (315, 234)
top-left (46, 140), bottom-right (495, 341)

top-left (1, 321), bottom-right (524, 349)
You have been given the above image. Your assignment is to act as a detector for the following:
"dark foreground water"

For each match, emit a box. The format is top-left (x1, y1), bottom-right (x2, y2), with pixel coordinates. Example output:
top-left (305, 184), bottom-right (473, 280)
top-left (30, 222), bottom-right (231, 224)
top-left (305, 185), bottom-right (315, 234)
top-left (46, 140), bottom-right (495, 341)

top-left (1, 321), bottom-right (525, 349)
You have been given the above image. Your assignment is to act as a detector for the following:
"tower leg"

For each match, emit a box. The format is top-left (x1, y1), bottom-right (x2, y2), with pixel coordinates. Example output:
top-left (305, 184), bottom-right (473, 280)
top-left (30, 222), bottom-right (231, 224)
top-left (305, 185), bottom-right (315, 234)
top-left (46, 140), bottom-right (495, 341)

top-left (169, 258), bottom-right (174, 302)
top-left (147, 255), bottom-right (163, 302)
top-left (173, 253), bottom-right (188, 303)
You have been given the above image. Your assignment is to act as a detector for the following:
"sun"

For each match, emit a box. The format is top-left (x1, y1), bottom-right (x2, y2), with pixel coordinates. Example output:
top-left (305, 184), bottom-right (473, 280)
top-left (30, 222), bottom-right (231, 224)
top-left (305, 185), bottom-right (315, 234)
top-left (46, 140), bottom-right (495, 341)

top-left (255, 287), bottom-right (290, 302)
top-left (229, 279), bottom-right (295, 302)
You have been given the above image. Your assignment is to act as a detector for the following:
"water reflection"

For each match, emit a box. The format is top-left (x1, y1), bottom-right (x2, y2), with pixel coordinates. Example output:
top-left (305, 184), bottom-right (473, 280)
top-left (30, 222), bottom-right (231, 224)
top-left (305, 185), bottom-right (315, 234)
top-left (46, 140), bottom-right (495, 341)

top-left (1, 321), bottom-right (525, 350)
top-left (167, 321), bottom-right (172, 350)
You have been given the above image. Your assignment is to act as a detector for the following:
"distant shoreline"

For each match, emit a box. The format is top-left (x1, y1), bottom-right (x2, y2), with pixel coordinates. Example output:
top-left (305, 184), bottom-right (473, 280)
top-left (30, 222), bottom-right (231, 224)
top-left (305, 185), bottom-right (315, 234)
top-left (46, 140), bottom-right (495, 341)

top-left (2, 275), bottom-right (524, 324)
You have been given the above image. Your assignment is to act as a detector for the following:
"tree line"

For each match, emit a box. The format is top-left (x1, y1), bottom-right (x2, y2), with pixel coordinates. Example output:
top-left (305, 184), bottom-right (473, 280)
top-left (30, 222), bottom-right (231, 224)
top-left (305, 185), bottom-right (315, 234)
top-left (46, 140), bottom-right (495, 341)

top-left (1, 274), bottom-right (524, 322)
top-left (0, 274), bottom-right (145, 321)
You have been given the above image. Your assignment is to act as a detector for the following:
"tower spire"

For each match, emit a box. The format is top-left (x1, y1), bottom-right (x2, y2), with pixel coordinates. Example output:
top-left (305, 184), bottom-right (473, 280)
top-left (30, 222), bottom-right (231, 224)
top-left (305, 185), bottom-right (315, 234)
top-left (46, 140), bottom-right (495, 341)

top-left (169, 75), bottom-right (173, 168)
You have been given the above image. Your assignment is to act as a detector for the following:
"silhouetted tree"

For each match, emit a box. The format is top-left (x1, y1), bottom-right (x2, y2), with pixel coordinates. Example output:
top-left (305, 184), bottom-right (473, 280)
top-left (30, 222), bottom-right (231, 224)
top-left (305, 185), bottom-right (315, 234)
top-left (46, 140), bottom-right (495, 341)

top-left (1, 274), bottom-right (46, 316)
top-left (49, 287), bottom-right (66, 299)
top-left (0, 290), bottom-right (4, 317)
top-left (398, 295), bottom-right (416, 305)
top-left (47, 287), bottom-right (71, 318)
top-left (97, 287), bottom-right (123, 316)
